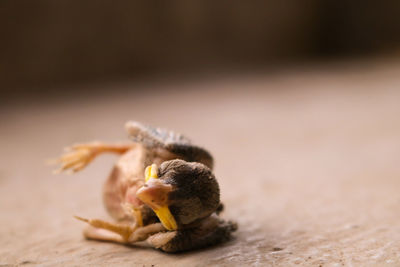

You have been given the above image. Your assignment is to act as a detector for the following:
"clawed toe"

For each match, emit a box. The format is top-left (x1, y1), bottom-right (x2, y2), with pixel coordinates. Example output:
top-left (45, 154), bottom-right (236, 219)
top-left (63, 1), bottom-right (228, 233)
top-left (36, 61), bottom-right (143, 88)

top-left (50, 143), bottom-right (101, 173)
top-left (50, 142), bottom-right (134, 173)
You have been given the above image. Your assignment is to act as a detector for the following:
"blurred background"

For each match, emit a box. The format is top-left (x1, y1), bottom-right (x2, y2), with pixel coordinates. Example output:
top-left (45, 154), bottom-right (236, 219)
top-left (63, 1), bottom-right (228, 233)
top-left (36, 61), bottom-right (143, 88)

top-left (2, 2), bottom-right (400, 266)
top-left (2, 1), bottom-right (400, 95)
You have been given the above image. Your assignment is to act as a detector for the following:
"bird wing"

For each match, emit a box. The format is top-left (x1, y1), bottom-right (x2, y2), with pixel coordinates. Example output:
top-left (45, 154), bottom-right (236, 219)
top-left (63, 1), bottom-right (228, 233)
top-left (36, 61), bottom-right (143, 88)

top-left (125, 121), bottom-right (213, 169)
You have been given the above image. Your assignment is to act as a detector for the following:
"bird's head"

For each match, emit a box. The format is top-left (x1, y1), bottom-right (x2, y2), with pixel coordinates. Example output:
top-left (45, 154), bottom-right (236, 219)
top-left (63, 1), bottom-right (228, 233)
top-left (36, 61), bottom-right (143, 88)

top-left (136, 159), bottom-right (220, 230)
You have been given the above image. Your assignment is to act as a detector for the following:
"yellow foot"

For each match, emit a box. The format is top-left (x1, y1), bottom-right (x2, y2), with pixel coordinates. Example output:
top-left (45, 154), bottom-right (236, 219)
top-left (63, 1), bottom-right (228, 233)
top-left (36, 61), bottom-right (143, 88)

top-left (50, 142), bottom-right (133, 173)
top-left (74, 216), bottom-right (135, 242)
top-left (50, 142), bottom-right (101, 173)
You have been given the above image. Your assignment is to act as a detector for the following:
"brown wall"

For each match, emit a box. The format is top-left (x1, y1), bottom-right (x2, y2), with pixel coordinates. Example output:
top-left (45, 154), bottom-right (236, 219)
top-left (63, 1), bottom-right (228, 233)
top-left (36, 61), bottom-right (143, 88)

top-left (1, 1), bottom-right (400, 90)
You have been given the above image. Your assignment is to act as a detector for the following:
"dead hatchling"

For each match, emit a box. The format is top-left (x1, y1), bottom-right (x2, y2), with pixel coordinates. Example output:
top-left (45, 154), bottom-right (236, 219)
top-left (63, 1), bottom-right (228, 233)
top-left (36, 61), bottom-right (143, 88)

top-left (53, 121), bottom-right (237, 252)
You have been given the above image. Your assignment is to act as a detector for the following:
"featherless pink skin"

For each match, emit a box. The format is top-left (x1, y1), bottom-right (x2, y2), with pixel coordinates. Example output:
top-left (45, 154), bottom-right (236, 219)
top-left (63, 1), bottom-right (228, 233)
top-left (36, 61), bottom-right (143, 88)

top-left (52, 121), bottom-right (237, 252)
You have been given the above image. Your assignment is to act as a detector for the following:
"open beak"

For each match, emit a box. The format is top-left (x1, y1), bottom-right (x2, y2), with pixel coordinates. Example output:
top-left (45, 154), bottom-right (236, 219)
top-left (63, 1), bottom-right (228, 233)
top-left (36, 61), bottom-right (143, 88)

top-left (136, 164), bottom-right (178, 230)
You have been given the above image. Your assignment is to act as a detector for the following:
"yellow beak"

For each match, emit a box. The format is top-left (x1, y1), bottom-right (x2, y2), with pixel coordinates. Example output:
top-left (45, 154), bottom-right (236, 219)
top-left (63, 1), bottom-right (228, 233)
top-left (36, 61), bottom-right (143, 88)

top-left (144, 163), bottom-right (158, 182)
top-left (137, 164), bottom-right (178, 231)
top-left (153, 205), bottom-right (178, 231)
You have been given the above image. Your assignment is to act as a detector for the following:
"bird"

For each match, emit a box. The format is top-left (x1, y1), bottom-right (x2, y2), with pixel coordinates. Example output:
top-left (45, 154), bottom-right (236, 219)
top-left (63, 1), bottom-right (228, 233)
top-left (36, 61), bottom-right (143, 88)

top-left (53, 121), bottom-right (237, 252)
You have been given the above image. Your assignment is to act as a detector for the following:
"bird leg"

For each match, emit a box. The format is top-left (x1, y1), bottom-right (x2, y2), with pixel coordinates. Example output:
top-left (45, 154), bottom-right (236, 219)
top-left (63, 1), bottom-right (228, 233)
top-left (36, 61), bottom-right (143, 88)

top-left (75, 216), bottom-right (135, 242)
top-left (75, 216), bottom-right (166, 245)
top-left (128, 223), bottom-right (165, 243)
top-left (83, 226), bottom-right (126, 244)
top-left (51, 142), bottom-right (135, 173)
top-left (121, 202), bottom-right (144, 227)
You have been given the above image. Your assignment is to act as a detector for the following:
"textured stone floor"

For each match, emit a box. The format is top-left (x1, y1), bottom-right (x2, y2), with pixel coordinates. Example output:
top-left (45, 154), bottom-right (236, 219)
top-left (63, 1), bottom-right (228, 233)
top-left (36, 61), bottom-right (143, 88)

top-left (1, 60), bottom-right (400, 266)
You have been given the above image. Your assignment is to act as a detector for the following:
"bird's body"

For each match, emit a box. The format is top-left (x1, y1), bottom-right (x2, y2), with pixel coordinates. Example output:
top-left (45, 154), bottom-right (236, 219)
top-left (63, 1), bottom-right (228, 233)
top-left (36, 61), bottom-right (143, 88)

top-left (54, 121), bottom-right (236, 252)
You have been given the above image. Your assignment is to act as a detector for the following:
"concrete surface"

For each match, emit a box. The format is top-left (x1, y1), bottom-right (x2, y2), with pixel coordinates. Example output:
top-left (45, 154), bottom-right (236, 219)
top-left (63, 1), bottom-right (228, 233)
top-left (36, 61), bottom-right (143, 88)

top-left (1, 60), bottom-right (400, 266)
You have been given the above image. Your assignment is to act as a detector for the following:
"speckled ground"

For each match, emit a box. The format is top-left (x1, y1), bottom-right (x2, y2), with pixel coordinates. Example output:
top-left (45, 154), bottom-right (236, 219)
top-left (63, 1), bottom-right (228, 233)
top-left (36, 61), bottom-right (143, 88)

top-left (1, 60), bottom-right (400, 266)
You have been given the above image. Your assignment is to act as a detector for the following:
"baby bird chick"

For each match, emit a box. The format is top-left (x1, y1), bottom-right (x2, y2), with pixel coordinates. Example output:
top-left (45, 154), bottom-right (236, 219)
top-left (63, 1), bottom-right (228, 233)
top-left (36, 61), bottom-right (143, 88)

top-left (53, 121), bottom-right (237, 252)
